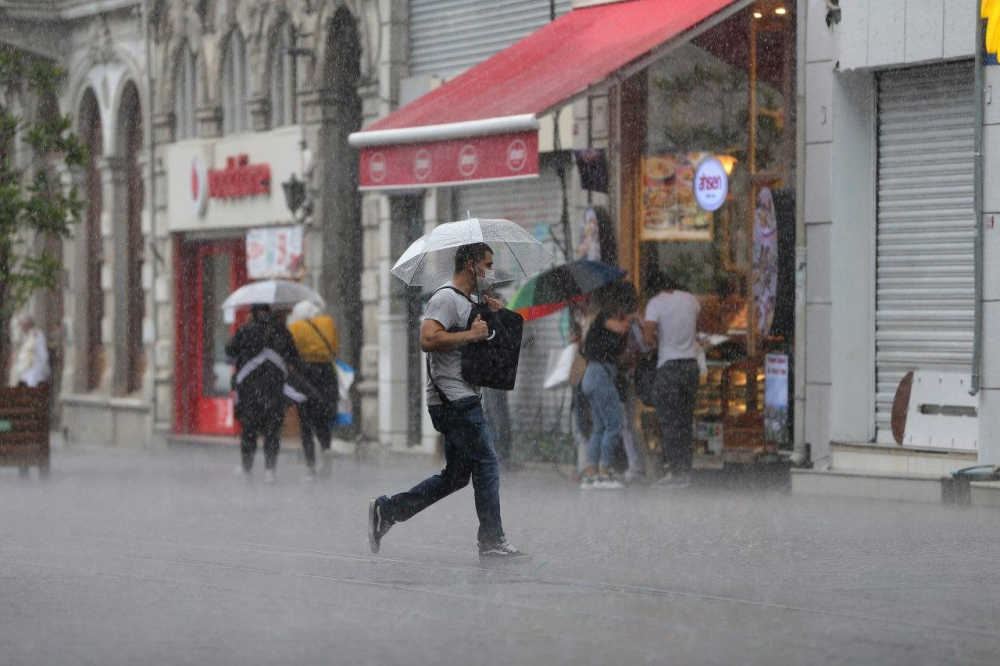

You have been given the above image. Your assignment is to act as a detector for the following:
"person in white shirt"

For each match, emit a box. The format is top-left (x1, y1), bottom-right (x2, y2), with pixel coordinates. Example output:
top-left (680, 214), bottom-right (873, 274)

top-left (643, 272), bottom-right (701, 488)
top-left (10, 314), bottom-right (50, 388)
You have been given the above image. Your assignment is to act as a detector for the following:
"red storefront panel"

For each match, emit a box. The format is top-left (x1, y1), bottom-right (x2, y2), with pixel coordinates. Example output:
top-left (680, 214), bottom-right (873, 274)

top-left (359, 131), bottom-right (539, 190)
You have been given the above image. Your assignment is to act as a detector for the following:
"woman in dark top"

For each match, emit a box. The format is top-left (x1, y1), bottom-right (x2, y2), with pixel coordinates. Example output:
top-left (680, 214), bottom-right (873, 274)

top-left (580, 283), bottom-right (637, 489)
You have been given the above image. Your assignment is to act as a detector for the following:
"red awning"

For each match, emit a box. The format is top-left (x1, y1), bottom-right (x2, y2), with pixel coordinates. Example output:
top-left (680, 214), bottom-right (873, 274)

top-left (350, 0), bottom-right (747, 190)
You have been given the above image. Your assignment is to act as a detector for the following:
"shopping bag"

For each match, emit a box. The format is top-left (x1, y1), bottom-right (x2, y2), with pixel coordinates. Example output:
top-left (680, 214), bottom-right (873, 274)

top-left (333, 360), bottom-right (356, 427)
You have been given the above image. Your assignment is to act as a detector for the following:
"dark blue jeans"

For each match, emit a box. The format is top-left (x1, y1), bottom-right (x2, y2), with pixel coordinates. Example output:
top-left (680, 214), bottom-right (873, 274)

top-left (383, 397), bottom-right (504, 545)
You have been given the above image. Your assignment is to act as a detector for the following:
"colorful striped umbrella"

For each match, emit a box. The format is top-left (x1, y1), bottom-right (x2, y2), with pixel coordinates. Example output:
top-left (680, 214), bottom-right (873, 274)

top-left (508, 260), bottom-right (626, 321)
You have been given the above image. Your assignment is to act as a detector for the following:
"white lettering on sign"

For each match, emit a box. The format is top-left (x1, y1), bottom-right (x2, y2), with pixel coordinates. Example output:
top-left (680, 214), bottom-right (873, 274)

top-left (369, 152), bottom-right (387, 183)
top-left (507, 139), bottom-right (528, 172)
top-left (694, 156), bottom-right (728, 212)
top-left (458, 144), bottom-right (478, 177)
top-left (414, 149), bottom-right (432, 181)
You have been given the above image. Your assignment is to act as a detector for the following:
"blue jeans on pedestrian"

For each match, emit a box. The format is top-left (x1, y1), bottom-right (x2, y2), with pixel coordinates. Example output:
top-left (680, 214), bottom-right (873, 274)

top-left (581, 362), bottom-right (623, 469)
top-left (382, 396), bottom-right (504, 546)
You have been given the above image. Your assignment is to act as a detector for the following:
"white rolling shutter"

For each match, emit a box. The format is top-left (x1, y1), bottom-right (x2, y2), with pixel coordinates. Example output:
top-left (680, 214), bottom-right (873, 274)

top-left (874, 62), bottom-right (975, 444)
top-left (409, 0), bottom-right (571, 77)
top-left (454, 169), bottom-right (571, 435)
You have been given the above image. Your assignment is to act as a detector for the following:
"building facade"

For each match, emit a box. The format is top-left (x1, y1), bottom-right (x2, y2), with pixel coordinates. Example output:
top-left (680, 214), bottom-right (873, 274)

top-left (798, 0), bottom-right (1000, 477)
top-left (1, 0), bottom-right (155, 444)
top-left (367, 0), bottom-right (590, 454)
top-left (1, 0), bottom-right (390, 446)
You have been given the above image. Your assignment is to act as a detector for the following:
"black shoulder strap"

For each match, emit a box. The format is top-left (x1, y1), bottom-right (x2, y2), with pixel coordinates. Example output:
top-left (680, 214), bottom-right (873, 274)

top-left (304, 318), bottom-right (336, 357)
top-left (426, 354), bottom-right (451, 406)
top-left (432, 285), bottom-right (475, 304)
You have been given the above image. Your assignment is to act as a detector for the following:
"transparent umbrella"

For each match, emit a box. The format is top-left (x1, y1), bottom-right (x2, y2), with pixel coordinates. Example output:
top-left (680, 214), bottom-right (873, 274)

top-left (220, 279), bottom-right (326, 310)
top-left (391, 217), bottom-right (555, 287)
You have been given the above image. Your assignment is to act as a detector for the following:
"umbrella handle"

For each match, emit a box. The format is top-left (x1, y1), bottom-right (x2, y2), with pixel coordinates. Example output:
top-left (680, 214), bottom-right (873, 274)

top-left (486, 330), bottom-right (496, 342)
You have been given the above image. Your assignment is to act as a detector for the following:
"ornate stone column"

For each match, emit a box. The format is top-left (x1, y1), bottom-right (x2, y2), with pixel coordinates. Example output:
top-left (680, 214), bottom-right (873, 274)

top-left (196, 105), bottom-right (222, 139)
top-left (249, 97), bottom-right (270, 132)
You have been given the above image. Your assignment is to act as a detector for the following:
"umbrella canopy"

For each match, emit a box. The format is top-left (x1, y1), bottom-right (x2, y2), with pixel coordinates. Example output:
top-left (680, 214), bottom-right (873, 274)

top-left (220, 279), bottom-right (326, 311)
top-left (391, 217), bottom-right (555, 287)
top-left (508, 260), bottom-right (625, 321)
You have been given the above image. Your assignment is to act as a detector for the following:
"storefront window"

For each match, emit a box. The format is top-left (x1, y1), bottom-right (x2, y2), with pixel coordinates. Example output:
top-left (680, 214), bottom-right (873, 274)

top-left (201, 253), bottom-right (233, 398)
top-left (627, 4), bottom-right (797, 453)
top-left (637, 5), bottom-right (795, 344)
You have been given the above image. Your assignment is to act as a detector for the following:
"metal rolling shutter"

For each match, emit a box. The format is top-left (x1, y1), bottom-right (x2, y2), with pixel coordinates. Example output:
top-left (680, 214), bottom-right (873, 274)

top-left (454, 170), bottom-right (571, 435)
top-left (874, 62), bottom-right (975, 444)
top-left (409, 0), bottom-right (571, 77)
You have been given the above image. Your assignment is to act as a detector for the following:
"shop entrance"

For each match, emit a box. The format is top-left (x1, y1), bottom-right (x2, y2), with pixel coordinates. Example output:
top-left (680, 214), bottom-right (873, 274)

top-left (175, 238), bottom-right (248, 436)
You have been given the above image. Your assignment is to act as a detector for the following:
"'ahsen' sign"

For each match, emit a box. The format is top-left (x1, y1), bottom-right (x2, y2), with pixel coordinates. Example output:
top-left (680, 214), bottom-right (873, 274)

top-left (694, 156), bottom-right (728, 212)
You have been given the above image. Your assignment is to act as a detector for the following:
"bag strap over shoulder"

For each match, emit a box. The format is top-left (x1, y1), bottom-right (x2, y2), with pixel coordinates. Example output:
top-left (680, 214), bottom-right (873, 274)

top-left (425, 286), bottom-right (471, 407)
top-left (432, 285), bottom-right (475, 304)
top-left (426, 354), bottom-right (451, 407)
top-left (304, 318), bottom-right (336, 357)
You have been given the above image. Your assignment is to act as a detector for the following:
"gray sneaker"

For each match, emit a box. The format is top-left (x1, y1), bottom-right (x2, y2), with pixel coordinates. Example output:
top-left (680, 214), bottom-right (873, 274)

top-left (479, 538), bottom-right (531, 561)
top-left (368, 496), bottom-right (393, 554)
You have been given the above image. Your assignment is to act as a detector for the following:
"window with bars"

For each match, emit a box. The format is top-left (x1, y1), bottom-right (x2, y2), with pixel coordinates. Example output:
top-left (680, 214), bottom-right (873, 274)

top-left (222, 29), bottom-right (251, 134)
top-left (270, 21), bottom-right (297, 128)
top-left (174, 43), bottom-right (198, 140)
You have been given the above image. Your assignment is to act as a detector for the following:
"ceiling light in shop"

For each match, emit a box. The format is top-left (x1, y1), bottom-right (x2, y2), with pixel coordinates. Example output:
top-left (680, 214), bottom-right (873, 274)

top-left (775, 7), bottom-right (787, 15)
top-left (716, 155), bottom-right (738, 175)
top-left (753, 11), bottom-right (763, 18)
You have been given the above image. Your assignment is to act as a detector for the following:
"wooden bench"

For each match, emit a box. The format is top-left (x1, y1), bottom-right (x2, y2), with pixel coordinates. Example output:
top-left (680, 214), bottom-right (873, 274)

top-left (0, 385), bottom-right (51, 478)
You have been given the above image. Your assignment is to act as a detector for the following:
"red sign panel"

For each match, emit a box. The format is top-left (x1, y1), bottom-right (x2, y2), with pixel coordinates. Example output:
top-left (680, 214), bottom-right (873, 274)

top-left (359, 131), bottom-right (539, 190)
top-left (208, 154), bottom-right (271, 200)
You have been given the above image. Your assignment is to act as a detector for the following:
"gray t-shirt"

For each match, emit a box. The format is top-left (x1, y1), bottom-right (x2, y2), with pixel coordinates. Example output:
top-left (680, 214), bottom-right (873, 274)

top-left (425, 283), bottom-right (480, 406)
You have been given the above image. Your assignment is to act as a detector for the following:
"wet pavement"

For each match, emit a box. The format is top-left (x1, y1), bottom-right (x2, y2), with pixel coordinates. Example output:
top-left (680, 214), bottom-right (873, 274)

top-left (1, 444), bottom-right (998, 665)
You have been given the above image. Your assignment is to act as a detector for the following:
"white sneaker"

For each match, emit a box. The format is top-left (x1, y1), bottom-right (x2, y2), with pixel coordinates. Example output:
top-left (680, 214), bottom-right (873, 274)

top-left (319, 450), bottom-right (333, 478)
top-left (303, 468), bottom-right (317, 483)
top-left (624, 470), bottom-right (646, 483)
top-left (579, 476), bottom-right (597, 490)
top-left (596, 476), bottom-right (624, 490)
top-left (263, 469), bottom-right (277, 484)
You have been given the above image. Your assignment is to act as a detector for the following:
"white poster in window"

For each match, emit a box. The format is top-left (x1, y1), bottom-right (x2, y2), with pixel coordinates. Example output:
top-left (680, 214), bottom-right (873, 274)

top-left (764, 353), bottom-right (789, 444)
top-left (246, 226), bottom-right (305, 279)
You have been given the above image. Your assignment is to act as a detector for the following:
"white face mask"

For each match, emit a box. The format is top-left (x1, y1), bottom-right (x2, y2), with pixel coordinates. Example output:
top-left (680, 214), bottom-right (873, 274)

top-left (474, 262), bottom-right (496, 291)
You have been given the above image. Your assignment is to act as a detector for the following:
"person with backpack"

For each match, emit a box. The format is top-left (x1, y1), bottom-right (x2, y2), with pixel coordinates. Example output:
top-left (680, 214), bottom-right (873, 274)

top-left (368, 242), bottom-right (529, 560)
top-left (286, 301), bottom-right (339, 480)
top-left (225, 304), bottom-right (300, 483)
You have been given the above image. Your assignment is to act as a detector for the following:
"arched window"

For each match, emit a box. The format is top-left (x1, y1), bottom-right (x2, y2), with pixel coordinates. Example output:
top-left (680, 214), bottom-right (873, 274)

top-left (270, 21), bottom-right (297, 127)
top-left (222, 29), bottom-right (250, 134)
top-left (174, 43), bottom-right (198, 140)
top-left (117, 82), bottom-right (145, 395)
top-left (79, 88), bottom-right (104, 392)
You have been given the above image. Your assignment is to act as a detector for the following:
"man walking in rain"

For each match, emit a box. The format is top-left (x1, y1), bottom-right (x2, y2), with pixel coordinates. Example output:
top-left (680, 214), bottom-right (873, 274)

top-left (226, 304), bottom-right (299, 483)
top-left (368, 243), bottom-right (529, 560)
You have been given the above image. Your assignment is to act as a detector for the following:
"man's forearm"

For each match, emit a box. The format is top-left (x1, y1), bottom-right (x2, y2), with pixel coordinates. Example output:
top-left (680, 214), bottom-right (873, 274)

top-left (422, 329), bottom-right (477, 353)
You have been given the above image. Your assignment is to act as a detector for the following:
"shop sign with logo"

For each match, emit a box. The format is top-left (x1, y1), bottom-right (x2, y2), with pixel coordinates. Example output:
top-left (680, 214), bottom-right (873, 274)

top-left (208, 154), bottom-right (271, 200)
top-left (358, 131), bottom-right (540, 189)
top-left (764, 353), bottom-right (789, 444)
top-left (189, 156), bottom-right (209, 216)
top-left (694, 156), bottom-right (728, 212)
top-left (166, 126), bottom-right (304, 232)
top-left (246, 226), bottom-right (305, 279)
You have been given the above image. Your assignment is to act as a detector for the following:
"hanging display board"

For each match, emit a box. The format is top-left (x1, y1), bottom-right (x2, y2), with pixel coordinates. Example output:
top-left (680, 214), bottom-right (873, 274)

top-left (640, 153), bottom-right (714, 241)
top-left (246, 226), bottom-right (304, 279)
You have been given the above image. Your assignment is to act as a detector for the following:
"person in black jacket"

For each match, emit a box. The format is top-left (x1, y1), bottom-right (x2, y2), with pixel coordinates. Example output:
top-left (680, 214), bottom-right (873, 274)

top-left (225, 304), bottom-right (299, 482)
